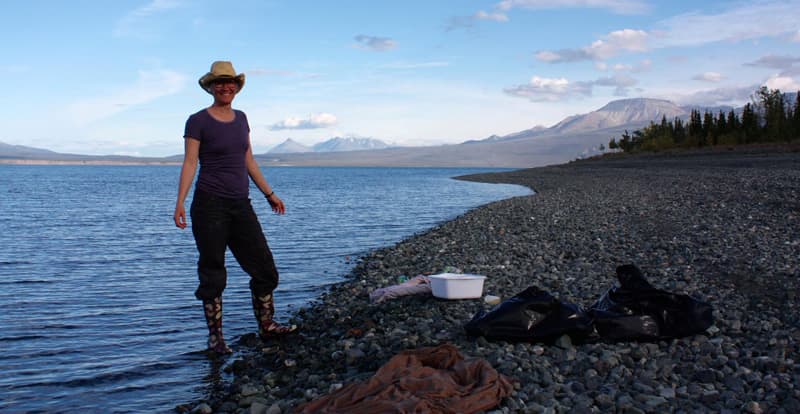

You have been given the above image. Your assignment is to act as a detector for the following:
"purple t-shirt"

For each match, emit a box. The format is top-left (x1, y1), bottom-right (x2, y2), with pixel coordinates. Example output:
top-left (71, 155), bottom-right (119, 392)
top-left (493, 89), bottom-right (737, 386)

top-left (184, 109), bottom-right (251, 199)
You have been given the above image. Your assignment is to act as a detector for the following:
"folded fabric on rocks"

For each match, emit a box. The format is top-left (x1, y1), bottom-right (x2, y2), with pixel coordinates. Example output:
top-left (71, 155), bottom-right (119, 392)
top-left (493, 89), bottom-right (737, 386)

top-left (369, 275), bottom-right (431, 303)
top-left (293, 343), bottom-right (514, 414)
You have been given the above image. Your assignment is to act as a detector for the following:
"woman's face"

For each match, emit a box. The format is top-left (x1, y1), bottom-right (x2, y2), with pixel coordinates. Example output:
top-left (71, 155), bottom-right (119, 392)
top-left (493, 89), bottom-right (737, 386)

top-left (211, 79), bottom-right (239, 105)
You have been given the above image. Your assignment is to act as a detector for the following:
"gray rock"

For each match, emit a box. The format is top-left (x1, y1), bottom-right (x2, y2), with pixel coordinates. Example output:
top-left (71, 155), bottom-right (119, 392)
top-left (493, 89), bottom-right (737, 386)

top-left (659, 387), bottom-right (676, 399)
top-left (191, 403), bottom-right (212, 414)
top-left (181, 149), bottom-right (800, 414)
top-left (240, 383), bottom-right (263, 397)
top-left (250, 401), bottom-right (267, 414)
top-left (554, 335), bottom-right (572, 350)
top-left (743, 401), bottom-right (764, 414)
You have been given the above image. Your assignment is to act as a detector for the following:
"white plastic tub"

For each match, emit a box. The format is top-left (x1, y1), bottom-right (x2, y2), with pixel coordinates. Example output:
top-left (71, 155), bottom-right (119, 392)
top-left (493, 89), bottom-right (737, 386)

top-left (429, 273), bottom-right (486, 299)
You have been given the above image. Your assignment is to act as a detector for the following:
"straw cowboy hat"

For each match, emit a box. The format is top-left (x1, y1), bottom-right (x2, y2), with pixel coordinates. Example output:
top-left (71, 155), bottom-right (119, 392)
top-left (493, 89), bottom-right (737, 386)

top-left (198, 61), bottom-right (246, 94)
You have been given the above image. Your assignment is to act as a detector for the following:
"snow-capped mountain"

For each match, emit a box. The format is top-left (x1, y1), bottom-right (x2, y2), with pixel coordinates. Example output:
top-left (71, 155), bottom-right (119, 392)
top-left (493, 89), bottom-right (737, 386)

top-left (268, 138), bottom-right (312, 154)
top-left (311, 136), bottom-right (389, 152)
top-left (266, 136), bottom-right (391, 154)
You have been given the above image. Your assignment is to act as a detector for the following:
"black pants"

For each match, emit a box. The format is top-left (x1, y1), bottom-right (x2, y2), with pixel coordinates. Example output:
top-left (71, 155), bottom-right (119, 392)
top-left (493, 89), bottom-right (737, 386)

top-left (190, 189), bottom-right (279, 300)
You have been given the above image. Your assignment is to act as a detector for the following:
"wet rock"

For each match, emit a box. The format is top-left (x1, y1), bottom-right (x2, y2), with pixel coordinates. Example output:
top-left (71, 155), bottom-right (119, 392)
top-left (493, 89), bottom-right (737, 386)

top-left (182, 149), bottom-right (800, 414)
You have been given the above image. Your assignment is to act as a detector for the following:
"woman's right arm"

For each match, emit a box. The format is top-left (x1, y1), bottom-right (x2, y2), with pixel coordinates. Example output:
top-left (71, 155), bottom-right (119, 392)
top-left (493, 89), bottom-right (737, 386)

top-left (174, 138), bottom-right (200, 229)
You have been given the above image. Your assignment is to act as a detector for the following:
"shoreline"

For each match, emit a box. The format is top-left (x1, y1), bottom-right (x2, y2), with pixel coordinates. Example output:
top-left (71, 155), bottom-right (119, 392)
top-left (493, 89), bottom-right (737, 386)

top-left (182, 146), bottom-right (799, 413)
top-left (0, 159), bottom-right (181, 166)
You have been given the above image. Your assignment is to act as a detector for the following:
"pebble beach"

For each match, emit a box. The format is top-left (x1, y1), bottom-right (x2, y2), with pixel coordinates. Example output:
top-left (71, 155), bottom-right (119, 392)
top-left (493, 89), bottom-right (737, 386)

top-left (183, 146), bottom-right (800, 414)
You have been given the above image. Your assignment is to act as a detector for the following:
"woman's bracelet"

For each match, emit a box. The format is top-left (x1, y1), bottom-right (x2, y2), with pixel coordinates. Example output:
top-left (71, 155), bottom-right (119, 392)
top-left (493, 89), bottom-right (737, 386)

top-left (265, 191), bottom-right (275, 198)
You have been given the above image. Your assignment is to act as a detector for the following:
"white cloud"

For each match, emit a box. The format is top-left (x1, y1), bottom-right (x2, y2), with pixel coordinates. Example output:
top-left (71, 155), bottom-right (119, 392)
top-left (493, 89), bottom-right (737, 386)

top-left (380, 61), bottom-right (450, 70)
top-left (269, 113), bottom-right (338, 130)
top-left (114, 0), bottom-right (184, 38)
top-left (448, 0), bottom-right (644, 31)
top-left (535, 51), bottom-right (568, 62)
top-left (505, 73), bottom-right (640, 101)
top-left (672, 85), bottom-right (759, 106)
top-left (599, 59), bottom-right (651, 73)
top-left (475, 10), bottom-right (509, 22)
top-left (765, 75), bottom-right (800, 92)
top-left (693, 72), bottom-right (724, 82)
top-left (745, 54), bottom-right (800, 79)
top-left (495, 0), bottom-right (649, 14)
top-left (634, 59), bottom-right (652, 73)
top-left (592, 29), bottom-right (648, 56)
top-left (444, 9), bottom-right (508, 31)
top-left (354, 35), bottom-right (397, 52)
top-left (745, 54), bottom-right (800, 70)
top-left (247, 68), bottom-right (320, 79)
top-left (654, 0), bottom-right (800, 48)
top-left (593, 74), bottom-right (638, 96)
top-left (504, 76), bottom-right (591, 101)
top-left (536, 29), bottom-right (649, 63)
top-left (537, 2), bottom-right (800, 65)
top-left (67, 69), bottom-right (187, 125)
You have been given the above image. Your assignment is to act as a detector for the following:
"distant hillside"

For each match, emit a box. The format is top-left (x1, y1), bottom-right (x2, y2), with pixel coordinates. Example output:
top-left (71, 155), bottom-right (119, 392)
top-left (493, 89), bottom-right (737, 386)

top-left (463, 97), bottom-right (747, 147)
top-left (312, 136), bottom-right (389, 152)
top-left (268, 138), bottom-right (312, 154)
top-left (267, 136), bottom-right (390, 154)
top-left (0, 141), bottom-right (175, 164)
top-left (255, 124), bottom-right (631, 167)
top-left (551, 98), bottom-right (687, 133)
top-left (3, 95), bottom-right (770, 167)
top-left (0, 141), bottom-right (61, 158)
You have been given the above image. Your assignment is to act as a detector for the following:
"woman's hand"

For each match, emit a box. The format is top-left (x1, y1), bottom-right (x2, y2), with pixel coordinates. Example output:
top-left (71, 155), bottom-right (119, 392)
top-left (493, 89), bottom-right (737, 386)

top-left (267, 193), bottom-right (285, 215)
top-left (174, 204), bottom-right (188, 228)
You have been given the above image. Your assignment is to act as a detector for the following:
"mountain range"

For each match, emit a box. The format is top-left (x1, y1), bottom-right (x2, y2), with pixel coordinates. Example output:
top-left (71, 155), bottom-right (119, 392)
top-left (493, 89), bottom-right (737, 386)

top-left (0, 97), bottom-right (737, 168)
top-left (268, 136), bottom-right (390, 153)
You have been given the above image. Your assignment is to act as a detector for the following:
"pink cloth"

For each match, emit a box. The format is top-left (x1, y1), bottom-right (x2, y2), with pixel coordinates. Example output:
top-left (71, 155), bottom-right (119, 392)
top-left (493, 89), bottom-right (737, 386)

top-left (369, 275), bottom-right (431, 303)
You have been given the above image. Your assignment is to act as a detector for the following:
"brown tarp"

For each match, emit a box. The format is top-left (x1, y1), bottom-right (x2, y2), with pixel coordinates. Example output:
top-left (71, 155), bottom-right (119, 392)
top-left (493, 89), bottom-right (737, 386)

top-left (294, 343), bottom-right (514, 414)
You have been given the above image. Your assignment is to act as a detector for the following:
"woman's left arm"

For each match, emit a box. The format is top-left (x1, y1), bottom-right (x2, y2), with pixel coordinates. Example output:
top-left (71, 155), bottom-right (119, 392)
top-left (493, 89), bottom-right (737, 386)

top-left (246, 143), bottom-right (285, 214)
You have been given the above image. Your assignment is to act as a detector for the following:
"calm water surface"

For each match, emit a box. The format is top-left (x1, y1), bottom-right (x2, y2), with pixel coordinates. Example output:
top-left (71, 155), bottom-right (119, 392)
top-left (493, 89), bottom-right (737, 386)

top-left (0, 165), bottom-right (530, 413)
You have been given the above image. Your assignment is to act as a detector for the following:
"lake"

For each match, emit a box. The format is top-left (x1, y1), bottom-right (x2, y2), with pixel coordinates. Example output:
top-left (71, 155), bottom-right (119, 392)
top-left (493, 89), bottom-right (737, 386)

top-left (0, 165), bottom-right (530, 413)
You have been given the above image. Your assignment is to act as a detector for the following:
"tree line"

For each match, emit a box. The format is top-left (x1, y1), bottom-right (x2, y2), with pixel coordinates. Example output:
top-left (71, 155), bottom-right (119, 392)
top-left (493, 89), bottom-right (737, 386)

top-left (609, 87), bottom-right (800, 153)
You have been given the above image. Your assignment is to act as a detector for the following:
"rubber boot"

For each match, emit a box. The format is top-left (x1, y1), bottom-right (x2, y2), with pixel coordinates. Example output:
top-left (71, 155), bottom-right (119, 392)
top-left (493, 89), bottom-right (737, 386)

top-left (251, 292), bottom-right (298, 340)
top-left (203, 297), bottom-right (232, 355)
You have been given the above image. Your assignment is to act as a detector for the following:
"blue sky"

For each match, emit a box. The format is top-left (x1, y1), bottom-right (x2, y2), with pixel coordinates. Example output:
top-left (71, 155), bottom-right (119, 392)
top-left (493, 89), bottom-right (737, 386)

top-left (3, 0), bottom-right (799, 156)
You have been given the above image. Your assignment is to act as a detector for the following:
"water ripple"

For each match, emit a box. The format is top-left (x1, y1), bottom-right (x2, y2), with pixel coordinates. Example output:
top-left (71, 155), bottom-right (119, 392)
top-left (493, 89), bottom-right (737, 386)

top-left (0, 165), bottom-right (530, 413)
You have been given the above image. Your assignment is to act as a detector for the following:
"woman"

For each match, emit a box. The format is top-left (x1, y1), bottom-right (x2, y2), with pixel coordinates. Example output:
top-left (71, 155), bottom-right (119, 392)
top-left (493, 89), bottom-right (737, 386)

top-left (173, 61), bottom-right (297, 355)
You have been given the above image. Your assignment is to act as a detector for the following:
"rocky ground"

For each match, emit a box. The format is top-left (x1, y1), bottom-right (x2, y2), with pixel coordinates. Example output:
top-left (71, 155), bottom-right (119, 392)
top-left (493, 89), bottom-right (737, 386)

top-left (181, 146), bottom-right (800, 414)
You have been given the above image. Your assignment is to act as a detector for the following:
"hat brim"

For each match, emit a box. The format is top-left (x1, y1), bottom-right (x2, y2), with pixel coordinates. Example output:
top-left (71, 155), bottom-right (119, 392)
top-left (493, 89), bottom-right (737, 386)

top-left (198, 73), bottom-right (246, 94)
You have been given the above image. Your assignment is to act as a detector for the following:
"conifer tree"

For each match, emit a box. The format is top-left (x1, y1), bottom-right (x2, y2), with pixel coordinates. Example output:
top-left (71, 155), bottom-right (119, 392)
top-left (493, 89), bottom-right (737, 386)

top-left (794, 91), bottom-right (800, 139)
top-left (609, 86), bottom-right (795, 154)
top-left (689, 109), bottom-right (703, 145)
top-left (717, 110), bottom-right (727, 136)
top-left (741, 103), bottom-right (758, 144)
top-left (758, 86), bottom-right (787, 142)
top-left (726, 110), bottom-right (739, 129)
top-left (673, 117), bottom-right (686, 146)
top-left (726, 110), bottom-right (741, 144)
top-left (703, 111), bottom-right (714, 146)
